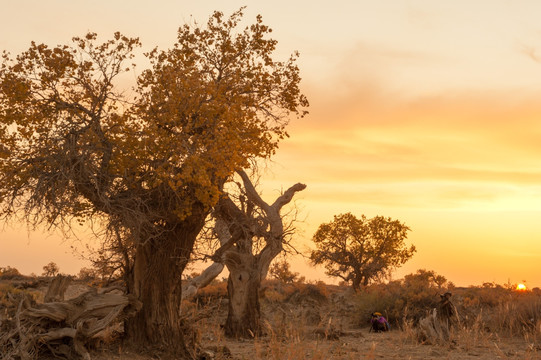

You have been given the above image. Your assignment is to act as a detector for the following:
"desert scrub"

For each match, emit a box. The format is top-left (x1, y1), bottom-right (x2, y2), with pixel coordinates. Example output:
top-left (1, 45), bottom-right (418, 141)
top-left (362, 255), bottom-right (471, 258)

top-left (0, 283), bottom-right (43, 307)
top-left (192, 280), bottom-right (228, 304)
top-left (456, 284), bottom-right (541, 336)
top-left (283, 282), bottom-right (329, 305)
top-left (491, 291), bottom-right (541, 336)
top-left (0, 266), bottom-right (22, 280)
top-left (352, 270), bottom-right (451, 327)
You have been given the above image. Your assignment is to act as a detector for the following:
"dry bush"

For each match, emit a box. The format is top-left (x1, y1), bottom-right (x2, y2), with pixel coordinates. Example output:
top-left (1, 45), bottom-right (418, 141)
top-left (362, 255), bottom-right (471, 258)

top-left (353, 270), bottom-right (449, 328)
top-left (490, 292), bottom-right (541, 335)
top-left (77, 267), bottom-right (98, 282)
top-left (456, 285), bottom-right (541, 337)
top-left (260, 280), bottom-right (287, 303)
top-left (0, 283), bottom-right (42, 308)
top-left (251, 318), bottom-right (349, 360)
top-left (454, 311), bottom-right (494, 351)
top-left (283, 282), bottom-right (329, 305)
top-left (0, 266), bottom-right (22, 280)
top-left (261, 280), bottom-right (330, 307)
top-left (193, 280), bottom-right (228, 304)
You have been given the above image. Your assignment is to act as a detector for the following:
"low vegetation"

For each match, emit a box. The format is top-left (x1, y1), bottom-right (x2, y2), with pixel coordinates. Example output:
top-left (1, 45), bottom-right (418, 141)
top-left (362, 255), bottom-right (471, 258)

top-left (1, 265), bottom-right (540, 359)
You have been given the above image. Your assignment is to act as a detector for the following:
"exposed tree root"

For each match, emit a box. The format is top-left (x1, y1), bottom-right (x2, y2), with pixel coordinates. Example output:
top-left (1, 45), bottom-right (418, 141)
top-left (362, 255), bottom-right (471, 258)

top-left (0, 279), bottom-right (141, 359)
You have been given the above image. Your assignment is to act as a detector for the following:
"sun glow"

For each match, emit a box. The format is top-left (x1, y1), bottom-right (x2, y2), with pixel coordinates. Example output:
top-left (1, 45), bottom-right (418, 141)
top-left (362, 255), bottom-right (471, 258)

top-left (516, 283), bottom-right (527, 291)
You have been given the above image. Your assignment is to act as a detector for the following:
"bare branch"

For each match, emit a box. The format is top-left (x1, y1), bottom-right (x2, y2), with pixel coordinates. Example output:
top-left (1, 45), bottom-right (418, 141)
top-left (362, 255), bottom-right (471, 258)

top-left (236, 169), bottom-right (270, 212)
top-left (271, 183), bottom-right (307, 211)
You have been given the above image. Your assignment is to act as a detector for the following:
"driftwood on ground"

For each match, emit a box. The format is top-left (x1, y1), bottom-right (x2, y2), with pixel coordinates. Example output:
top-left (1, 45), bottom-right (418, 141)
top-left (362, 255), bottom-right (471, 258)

top-left (0, 277), bottom-right (141, 360)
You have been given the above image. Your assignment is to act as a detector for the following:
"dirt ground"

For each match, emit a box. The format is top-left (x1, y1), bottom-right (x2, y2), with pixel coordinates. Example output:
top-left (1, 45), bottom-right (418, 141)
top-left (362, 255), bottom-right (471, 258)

top-left (89, 329), bottom-right (540, 360)
top-left (221, 331), bottom-right (540, 360)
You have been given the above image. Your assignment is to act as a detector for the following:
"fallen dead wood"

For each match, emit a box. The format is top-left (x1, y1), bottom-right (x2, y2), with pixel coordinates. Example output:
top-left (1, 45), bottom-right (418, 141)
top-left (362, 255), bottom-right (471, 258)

top-left (0, 284), bottom-right (141, 360)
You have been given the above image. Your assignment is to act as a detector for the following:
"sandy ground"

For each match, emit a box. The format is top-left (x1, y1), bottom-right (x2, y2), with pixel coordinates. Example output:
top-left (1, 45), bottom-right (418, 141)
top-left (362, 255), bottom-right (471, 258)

top-left (210, 329), bottom-right (540, 360)
top-left (88, 328), bottom-right (541, 359)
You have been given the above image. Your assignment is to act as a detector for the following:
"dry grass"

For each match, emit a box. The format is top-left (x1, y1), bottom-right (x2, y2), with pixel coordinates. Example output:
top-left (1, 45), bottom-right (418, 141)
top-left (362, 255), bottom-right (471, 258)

top-left (191, 279), bottom-right (541, 360)
top-left (2, 276), bottom-right (541, 359)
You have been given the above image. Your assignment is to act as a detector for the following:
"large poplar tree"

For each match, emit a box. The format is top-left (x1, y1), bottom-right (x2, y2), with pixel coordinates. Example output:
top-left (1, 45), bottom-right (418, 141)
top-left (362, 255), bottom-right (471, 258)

top-left (0, 9), bottom-right (307, 355)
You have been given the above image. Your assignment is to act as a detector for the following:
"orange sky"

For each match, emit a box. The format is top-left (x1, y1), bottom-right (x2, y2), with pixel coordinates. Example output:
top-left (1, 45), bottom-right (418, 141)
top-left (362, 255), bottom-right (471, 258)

top-left (1, 1), bottom-right (541, 288)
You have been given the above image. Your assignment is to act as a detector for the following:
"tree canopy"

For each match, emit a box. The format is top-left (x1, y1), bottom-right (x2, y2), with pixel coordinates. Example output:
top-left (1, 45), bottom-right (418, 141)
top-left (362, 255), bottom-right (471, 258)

top-left (310, 212), bottom-right (415, 291)
top-left (0, 8), bottom-right (307, 236)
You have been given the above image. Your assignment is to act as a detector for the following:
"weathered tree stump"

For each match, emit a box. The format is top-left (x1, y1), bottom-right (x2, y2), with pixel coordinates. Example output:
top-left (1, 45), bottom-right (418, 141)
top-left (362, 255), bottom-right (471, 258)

top-left (0, 284), bottom-right (141, 359)
top-left (43, 274), bottom-right (72, 302)
top-left (418, 292), bottom-right (460, 344)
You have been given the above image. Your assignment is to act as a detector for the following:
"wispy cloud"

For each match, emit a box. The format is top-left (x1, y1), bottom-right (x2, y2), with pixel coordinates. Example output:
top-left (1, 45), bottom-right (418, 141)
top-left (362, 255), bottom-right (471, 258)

top-left (275, 90), bottom-right (541, 212)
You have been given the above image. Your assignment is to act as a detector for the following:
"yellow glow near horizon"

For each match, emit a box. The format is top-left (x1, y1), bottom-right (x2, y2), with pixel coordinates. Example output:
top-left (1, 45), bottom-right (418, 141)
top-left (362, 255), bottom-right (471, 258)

top-left (516, 284), bottom-right (527, 291)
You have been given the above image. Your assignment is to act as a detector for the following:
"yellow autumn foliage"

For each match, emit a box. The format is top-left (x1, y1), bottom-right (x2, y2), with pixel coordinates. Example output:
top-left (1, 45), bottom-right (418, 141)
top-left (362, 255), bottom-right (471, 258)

top-left (0, 8), bottom-right (308, 235)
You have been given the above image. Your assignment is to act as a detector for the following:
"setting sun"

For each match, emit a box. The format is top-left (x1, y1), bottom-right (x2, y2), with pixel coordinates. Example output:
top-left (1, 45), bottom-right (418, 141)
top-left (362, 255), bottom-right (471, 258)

top-left (516, 283), bottom-right (527, 291)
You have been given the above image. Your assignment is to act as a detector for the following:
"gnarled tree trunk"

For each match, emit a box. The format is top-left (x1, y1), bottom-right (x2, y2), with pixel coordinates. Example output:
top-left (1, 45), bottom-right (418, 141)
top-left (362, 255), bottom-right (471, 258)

top-left (125, 216), bottom-right (206, 355)
top-left (223, 252), bottom-right (262, 337)
top-left (215, 170), bottom-right (306, 338)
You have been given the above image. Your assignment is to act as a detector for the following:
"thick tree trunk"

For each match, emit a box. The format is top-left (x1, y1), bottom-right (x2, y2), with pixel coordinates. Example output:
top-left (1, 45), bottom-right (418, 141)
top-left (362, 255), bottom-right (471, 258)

top-left (126, 217), bottom-right (205, 356)
top-left (224, 253), bottom-right (261, 338)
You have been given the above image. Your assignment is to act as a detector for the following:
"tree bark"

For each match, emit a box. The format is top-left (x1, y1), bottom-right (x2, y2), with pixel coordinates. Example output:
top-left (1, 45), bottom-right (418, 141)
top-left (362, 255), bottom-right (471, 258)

top-left (125, 215), bottom-right (206, 356)
top-left (44, 275), bottom-right (72, 302)
top-left (223, 253), bottom-right (261, 338)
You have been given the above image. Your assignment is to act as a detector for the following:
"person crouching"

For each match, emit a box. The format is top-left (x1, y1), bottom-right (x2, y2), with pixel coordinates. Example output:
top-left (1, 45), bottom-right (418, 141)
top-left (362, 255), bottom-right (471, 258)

top-left (370, 312), bottom-right (390, 332)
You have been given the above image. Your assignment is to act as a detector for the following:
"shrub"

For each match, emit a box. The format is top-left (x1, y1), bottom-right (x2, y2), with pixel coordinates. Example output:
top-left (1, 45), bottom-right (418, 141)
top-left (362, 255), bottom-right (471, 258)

top-left (261, 279), bottom-right (286, 303)
top-left (0, 266), bottom-right (21, 280)
top-left (283, 281), bottom-right (329, 305)
top-left (77, 267), bottom-right (97, 281)
top-left (193, 280), bottom-right (228, 303)
top-left (0, 283), bottom-right (42, 308)
top-left (353, 269), bottom-right (452, 327)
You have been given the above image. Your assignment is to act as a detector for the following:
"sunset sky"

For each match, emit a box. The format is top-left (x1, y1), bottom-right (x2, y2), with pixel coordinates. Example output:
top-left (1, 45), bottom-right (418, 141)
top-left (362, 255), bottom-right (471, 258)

top-left (1, 1), bottom-right (541, 288)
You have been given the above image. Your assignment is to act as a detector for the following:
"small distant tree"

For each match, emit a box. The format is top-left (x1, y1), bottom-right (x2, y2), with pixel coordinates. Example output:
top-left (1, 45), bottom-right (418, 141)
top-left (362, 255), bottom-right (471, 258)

top-left (42, 262), bottom-right (59, 277)
top-left (310, 212), bottom-right (415, 291)
top-left (269, 257), bottom-right (299, 284)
